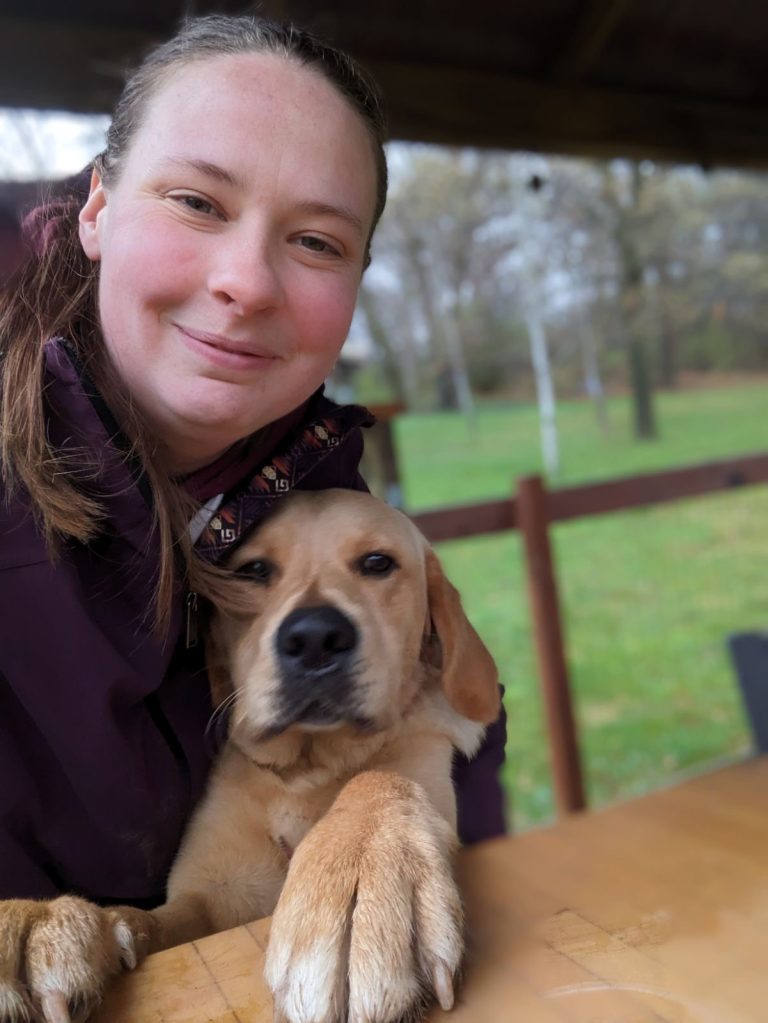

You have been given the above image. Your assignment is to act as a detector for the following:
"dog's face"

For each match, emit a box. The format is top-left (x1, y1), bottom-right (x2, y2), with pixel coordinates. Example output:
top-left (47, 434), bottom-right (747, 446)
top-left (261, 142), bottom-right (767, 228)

top-left (207, 489), bottom-right (499, 744)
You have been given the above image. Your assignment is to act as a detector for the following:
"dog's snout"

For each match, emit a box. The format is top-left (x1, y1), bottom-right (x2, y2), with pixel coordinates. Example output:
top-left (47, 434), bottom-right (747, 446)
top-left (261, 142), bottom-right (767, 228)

top-left (276, 606), bottom-right (358, 673)
top-left (274, 606), bottom-right (362, 730)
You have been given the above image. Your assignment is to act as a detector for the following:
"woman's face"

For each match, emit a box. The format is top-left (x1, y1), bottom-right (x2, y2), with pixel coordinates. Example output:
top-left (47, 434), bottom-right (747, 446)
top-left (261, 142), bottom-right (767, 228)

top-left (79, 53), bottom-right (378, 473)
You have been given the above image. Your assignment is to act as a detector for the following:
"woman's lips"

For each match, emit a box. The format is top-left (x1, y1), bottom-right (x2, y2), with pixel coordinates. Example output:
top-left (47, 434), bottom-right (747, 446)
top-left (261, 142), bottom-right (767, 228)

top-left (176, 325), bottom-right (280, 371)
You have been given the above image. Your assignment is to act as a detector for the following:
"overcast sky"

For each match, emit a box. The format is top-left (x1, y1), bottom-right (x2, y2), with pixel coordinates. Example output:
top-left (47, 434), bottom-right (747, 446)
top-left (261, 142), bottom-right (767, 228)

top-left (0, 109), bottom-right (109, 181)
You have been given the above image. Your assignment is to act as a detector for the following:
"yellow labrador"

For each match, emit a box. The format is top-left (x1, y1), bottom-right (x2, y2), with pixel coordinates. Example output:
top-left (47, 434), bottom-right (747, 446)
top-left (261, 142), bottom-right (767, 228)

top-left (0, 489), bottom-right (500, 1023)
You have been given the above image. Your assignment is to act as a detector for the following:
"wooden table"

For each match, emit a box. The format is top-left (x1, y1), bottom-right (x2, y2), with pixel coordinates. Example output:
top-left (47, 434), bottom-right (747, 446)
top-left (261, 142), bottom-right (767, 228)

top-left (93, 757), bottom-right (768, 1023)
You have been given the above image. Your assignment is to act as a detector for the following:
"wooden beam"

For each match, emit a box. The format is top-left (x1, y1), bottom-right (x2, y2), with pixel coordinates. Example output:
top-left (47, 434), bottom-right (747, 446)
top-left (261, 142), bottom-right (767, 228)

top-left (4, 15), bottom-right (768, 169)
top-left (551, 0), bottom-right (631, 83)
top-left (409, 451), bottom-right (768, 545)
top-left (547, 452), bottom-right (768, 523)
top-left (411, 499), bottom-right (516, 544)
top-left (0, 17), bottom-right (152, 113)
top-left (366, 59), bottom-right (768, 170)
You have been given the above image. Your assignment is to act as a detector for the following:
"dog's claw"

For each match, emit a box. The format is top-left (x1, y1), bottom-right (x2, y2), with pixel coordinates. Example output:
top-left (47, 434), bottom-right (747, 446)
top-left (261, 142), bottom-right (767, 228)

top-left (40, 991), bottom-right (72, 1023)
top-left (113, 918), bottom-right (137, 970)
top-left (432, 959), bottom-right (455, 1012)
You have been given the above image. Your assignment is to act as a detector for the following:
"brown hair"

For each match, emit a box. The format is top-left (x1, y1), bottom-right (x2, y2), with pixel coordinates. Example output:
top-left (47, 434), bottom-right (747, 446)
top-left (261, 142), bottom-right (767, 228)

top-left (0, 14), bottom-right (388, 635)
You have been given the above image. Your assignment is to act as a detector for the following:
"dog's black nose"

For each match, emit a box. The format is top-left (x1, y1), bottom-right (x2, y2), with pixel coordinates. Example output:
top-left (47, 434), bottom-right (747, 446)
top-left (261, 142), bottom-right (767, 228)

top-left (276, 606), bottom-right (358, 674)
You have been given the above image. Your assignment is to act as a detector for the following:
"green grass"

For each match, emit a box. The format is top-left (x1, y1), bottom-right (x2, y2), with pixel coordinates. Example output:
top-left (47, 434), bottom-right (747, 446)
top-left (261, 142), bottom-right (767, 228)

top-left (389, 383), bottom-right (768, 829)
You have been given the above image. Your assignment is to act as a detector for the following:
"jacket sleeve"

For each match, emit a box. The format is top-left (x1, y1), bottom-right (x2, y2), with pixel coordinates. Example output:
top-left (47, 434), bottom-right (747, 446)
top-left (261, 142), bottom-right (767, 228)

top-left (453, 690), bottom-right (508, 844)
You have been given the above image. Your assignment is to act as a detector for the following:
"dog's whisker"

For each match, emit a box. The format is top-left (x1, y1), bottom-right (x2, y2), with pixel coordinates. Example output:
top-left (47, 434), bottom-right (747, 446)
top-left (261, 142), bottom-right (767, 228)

top-left (205, 691), bottom-right (236, 735)
top-left (204, 688), bottom-right (243, 754)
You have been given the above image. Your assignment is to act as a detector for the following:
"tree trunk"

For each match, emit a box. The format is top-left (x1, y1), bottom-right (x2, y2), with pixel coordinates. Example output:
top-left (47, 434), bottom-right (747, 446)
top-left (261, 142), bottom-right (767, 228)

top-left (656, 326), bottom-right (679, 389)
top-left (442, 311), bottom-right (477, 429)
top-left (580, 326), bottom-right (610, 435)
top-left (526, 310), bottom-right (560, 477)
top-left (604, 162), bottom-right (658, 441)
top-left (358, 287), bottom-right (413, 406)
top-left (407, 237), bottom-right (476, 423)
top-left (628, 334), bottom-right (655, 438)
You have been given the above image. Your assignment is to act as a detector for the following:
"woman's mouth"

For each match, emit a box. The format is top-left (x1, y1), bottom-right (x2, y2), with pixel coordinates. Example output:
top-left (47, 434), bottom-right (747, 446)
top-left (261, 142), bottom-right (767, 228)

top-left (176, 325), bottom-right (281, 371)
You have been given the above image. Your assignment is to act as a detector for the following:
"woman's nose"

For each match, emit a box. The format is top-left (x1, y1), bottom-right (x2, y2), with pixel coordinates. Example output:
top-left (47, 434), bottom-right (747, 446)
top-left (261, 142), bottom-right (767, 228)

top-left (208, 229), bottom-right (284, 314)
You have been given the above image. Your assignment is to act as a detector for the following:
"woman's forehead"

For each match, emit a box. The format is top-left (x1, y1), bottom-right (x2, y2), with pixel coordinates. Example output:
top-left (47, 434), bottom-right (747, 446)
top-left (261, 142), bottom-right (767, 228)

top-left (141, 52), bottom-right (360, 140)
top-left (125, 52), bottom-right (378, 214)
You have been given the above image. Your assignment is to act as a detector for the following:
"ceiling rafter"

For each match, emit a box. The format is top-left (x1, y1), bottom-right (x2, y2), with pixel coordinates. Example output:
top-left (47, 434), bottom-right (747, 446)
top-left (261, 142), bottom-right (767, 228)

top-left (550, 0), bottom-right (631, 83)
top-left (2, 3), bottom-right (768, 170)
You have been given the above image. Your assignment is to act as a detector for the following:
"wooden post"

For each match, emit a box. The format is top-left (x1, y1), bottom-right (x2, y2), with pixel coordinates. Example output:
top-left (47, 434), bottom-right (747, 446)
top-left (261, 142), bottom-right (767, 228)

top-left (363, 403), bottom-right (405, 507)
top-left (517, 474), bottom-right (586, 815)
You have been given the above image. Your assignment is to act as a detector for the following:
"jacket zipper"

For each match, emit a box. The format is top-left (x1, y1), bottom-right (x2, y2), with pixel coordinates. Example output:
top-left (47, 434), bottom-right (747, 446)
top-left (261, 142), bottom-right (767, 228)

top-left (185, 591), bottom-right (199, 649)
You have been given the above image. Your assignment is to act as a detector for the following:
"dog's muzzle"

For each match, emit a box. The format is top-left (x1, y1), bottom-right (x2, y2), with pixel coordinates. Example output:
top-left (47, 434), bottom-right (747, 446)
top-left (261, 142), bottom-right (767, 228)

top-left (275, 605), bottom-right (360, 727)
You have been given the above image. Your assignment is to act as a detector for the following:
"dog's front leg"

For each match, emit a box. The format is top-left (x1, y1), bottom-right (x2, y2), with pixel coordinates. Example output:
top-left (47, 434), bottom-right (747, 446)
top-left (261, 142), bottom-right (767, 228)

top-left (147, 745), bottom-right (289, 952)
top-left (265, 765), bottom-right (462, 1023)
top-left (149, 838), bottom-right (286, 953)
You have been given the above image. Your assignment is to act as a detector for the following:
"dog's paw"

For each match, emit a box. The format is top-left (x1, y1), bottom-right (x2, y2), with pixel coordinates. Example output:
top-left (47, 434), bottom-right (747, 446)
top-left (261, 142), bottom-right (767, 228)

top-left (0, 896), bottom-right (154, 1023)
top-left (265, 771), bottom-right (462, 1023)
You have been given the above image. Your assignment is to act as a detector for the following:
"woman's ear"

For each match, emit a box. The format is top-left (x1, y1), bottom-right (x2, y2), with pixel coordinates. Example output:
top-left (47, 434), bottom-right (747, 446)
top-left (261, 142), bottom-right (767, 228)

top-left (424, 547), bottom-right (501, 724)
top-left (78, 168), bottom-right (107, 261)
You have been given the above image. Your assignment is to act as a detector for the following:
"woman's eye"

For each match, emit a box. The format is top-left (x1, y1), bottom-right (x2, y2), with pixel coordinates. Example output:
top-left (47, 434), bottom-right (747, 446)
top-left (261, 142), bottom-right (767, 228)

top-left (235, 559), bottom-right (275, 584)
top-left (358, 552), bottom-right (397, 577)
top-left (173, 194), bottom-right (218, 217)
top-left (297, 235), bottom-right (341, 257)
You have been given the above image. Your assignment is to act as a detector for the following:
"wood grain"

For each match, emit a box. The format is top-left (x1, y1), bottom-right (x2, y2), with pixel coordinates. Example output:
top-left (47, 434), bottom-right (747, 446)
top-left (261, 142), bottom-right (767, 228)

top-left (92, 757), bottom-right (768, 1022)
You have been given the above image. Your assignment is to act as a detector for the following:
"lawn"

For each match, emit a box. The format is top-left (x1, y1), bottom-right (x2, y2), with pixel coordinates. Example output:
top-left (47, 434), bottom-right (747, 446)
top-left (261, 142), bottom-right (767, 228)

top-left (390, 383), bottom-right (768, 829)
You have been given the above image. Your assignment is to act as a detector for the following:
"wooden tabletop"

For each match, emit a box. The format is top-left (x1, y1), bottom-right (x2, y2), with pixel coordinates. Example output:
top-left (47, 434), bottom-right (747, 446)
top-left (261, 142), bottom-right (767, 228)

top-left (94, 757), bottom-right (768, 1023)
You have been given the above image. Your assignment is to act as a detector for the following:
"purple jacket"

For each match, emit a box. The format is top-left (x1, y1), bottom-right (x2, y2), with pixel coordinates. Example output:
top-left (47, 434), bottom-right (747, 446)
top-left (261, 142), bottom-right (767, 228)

top-left (0, 338), bottom-right (506, 904)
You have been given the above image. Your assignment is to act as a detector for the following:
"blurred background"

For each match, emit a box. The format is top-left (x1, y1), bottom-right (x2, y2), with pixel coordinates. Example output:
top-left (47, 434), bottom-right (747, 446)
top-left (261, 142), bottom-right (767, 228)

top-left (2, 1), bottom-right (767, 828)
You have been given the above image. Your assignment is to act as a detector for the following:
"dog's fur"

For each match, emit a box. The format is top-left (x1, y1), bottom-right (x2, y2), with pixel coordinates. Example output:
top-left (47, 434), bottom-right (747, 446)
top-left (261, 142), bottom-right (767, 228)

top-left (0, 489), bottom-right (500, 1023)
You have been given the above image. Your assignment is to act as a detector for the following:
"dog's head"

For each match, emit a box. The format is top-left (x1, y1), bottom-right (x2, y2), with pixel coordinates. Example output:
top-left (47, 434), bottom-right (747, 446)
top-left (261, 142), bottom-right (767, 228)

top-left (206, 489), bottom-right (500, 745)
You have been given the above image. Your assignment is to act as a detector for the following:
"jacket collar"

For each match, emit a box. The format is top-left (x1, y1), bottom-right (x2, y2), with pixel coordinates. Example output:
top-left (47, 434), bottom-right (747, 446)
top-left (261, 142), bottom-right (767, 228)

top-left (194, 394), bottom-right (374, 562)
top-left (44, 337), bottom-right (154, 554)
top-left (43, 338), bottom-right (374, 561)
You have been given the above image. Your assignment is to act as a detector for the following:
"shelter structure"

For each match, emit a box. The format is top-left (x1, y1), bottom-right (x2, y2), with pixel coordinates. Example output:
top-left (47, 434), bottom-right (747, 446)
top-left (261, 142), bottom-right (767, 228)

top-left (1, 1), bottom-right (768, 169)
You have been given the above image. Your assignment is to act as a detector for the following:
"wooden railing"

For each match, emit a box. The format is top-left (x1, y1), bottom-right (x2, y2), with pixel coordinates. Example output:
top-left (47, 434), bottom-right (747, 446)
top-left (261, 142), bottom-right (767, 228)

top-left (410, 451), bottom-right (768, 817)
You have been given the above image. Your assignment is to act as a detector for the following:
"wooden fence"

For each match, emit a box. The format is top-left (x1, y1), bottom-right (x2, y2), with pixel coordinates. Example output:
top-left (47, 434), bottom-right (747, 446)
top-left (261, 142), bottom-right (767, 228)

top-left (410, 451), bottom-right (768, 817)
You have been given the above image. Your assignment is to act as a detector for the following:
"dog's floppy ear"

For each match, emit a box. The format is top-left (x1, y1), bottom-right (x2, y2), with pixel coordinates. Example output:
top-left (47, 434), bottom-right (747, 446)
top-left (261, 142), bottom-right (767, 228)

top-left (204, 626), bottom-right (233, 710)
top-left (424, 547), bottom-right (501, 724)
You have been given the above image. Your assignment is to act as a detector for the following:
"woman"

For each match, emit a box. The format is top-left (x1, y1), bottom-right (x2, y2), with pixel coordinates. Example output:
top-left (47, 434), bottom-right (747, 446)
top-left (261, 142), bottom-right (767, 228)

top-left (0, 13), bottom-right (506, 906)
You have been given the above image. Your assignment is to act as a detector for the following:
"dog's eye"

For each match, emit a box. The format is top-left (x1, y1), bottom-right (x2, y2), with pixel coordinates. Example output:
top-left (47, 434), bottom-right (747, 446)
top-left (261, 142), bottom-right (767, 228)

top-left (358, 552), bottom-right (397, 577)
top-left (235, 559), bottom-right (275, 583)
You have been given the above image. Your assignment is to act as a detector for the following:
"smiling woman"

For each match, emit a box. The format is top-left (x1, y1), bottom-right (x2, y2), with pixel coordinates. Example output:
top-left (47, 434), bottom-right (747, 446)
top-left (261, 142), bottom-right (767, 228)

top-left (0, 13), bottom-right (507, 1016)
top-left (78, 52), bottom-right (378, 472)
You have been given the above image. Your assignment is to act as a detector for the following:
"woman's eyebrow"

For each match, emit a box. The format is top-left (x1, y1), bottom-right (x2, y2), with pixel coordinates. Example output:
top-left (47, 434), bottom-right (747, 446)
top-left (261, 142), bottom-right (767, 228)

top-left (165, 156), bottom-right (243, 188)
top-left (294, 201), bottom-right (365, 237)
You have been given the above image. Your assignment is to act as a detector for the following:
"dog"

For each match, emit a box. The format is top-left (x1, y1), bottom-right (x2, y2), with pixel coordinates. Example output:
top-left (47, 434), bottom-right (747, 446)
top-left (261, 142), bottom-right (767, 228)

top-left (0, 489), bottom-right (500, 1023)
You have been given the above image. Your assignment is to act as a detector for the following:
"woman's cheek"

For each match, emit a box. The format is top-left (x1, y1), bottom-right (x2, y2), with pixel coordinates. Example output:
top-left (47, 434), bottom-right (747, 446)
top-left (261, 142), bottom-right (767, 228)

top-left (297, 276), bottom-right (360, 355)
top-left (105, 208), bottom-right (204, 279)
